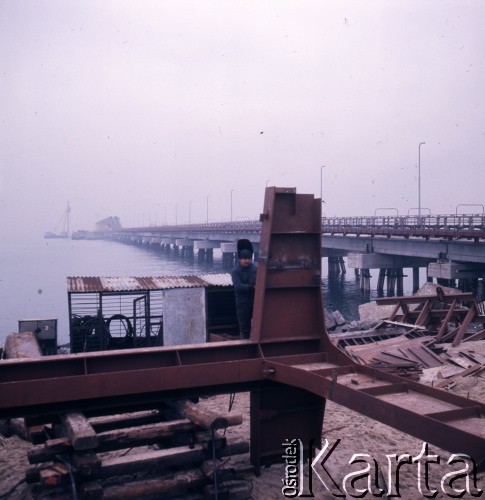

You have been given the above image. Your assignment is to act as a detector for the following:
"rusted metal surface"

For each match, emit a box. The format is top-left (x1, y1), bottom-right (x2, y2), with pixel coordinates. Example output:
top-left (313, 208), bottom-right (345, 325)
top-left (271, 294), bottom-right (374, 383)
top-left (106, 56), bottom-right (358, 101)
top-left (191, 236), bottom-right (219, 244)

top-left (375, 291), bottom-right (484, 346)
top-left (67, 274), bottom-right (232, 293)
top-left (260, 356), bottom-right (485, 462)
top-left (1, 187), bottom-right (485, 470)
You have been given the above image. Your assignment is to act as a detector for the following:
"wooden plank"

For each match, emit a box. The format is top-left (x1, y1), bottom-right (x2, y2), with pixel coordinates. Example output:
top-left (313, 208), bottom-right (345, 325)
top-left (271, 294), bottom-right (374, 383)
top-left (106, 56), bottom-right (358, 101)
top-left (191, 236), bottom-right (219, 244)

top-left (100, 469), bottom-right (206, 500)
top-left (72, 451), bottom-right (102, 478)
top-left (60, 411), bottom-right (99, 451)
top-left (436, 298), bottom-right (458, 341)
top-left (464, 329), bottom-right (485, 342)
top-left (99, 444), bottom-right (205, 478)
top-left (452, 305), bottom-right (477, 347)
top-left (415, 299), bottom-right (432, 326)
top-left (89, 410), bottom-right (163, 432)
top-left (97, 418), bottom-right (194, 451)
top-left (28, 437), bottom-right (71, 464)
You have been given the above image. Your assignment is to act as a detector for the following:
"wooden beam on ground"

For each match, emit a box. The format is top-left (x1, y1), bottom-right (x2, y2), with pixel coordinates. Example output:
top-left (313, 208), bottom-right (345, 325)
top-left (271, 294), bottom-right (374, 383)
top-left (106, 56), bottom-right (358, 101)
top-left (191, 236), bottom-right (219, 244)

top-left (89, 410), bottom-right (163, 433)
top-left (436, 298), bottom-right (458, 341)
top-left (94, 469), bottom-right (207, 500)
top-left (60, 412), bottom-right (99, 451)
top-left (167, 399), bottom-right (243, 430)
top-left (452, 304), bottom-right (478, 347)
top-left (99, 444), bottom-right (205, 478)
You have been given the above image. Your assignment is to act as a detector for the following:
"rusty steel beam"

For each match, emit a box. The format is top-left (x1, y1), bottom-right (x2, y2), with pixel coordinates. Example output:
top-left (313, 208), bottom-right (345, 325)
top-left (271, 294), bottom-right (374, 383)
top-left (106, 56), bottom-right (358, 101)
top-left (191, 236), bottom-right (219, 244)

top-left (0, 187), bottom-right (484, 470)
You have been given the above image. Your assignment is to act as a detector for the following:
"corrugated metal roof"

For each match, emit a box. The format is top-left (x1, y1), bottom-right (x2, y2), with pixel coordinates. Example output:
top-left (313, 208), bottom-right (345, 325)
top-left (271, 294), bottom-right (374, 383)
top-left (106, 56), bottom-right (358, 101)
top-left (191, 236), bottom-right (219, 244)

top-left (67, 274), bottom-right (232, 293)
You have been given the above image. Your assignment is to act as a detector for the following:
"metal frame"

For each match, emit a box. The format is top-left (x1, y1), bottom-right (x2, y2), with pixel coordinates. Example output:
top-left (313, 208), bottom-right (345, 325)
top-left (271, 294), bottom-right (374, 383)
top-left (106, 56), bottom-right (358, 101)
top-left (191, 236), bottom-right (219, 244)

top-left (1, 187), bottom-right (484, 470)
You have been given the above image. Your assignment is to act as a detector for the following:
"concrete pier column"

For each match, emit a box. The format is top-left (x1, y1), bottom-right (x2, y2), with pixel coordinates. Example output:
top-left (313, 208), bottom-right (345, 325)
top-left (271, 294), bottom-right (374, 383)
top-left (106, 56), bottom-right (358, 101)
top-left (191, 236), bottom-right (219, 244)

top-left (221, 242), bottom-right (238, 269)
top-left (222, 252), bottom-right (236, 268)
top-left (162, 238), bottom-right (176, 254)
top-left (396, 268), bottom-right (404, 296)
top-left (338, 257), bottom-right (346, 274)
top-left (328, 256), bottom-right (340, 276)
top-left (478, 279), bottom-right (484, 304)
top-left (176, 239), bottom-right (195, 260)
top-left (387, 268), bottom-right (396, 296)
top-left (206, 248), bottom-right (213, 263)
top-left (413, 267), bottom-right (420, 293)
top-left (194, 240), bottom-right (220, 263)
top-left (360, 269), bottom-right (371, 292)
top-left (377, 269), bottom-right (386, 295)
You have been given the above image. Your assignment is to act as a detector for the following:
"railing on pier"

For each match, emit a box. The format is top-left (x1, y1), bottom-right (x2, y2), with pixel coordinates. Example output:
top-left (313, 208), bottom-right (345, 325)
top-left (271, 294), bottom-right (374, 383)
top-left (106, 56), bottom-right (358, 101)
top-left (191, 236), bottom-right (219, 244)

top-left (116, 213), bottom-right (485, 241)
top-left (322, 213), bottom-right (485, 240)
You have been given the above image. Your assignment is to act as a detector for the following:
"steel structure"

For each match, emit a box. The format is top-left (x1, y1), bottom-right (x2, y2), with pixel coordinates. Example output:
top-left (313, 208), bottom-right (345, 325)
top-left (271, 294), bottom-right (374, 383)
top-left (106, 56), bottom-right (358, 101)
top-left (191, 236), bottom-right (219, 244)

top-left (113, 213), bottom-right (485, 241)
top-left (1, 187), bottom-right (484, 471)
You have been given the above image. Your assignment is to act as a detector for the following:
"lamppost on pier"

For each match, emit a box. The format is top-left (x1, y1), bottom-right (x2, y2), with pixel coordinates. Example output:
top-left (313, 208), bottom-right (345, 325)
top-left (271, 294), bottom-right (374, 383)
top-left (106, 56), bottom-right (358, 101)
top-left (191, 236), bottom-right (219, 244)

top-left (206, 196), bottom-right (210, 224)
top-left (230, 189), bottom-right (234, 223)
top-left (418, 142), bottom-right (425, 218)
top-left (320, 165), bottom-right (325, 204)
top-left (189, 200), bottom-right (192, 224)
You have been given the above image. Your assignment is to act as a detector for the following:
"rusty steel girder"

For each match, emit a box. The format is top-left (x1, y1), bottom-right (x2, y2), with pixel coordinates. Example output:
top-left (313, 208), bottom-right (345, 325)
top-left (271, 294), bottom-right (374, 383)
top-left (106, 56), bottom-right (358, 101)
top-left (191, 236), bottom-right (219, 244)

top-left (0, 187), bottom-right (484, 471)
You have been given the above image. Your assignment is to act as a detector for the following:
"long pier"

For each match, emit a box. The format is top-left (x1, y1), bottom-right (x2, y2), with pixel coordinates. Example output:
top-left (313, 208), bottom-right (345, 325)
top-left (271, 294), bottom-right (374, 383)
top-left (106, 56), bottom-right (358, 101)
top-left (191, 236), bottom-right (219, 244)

top-left (107, 213), bottom-right (485, 297)
top-left (2, 188), bottom-right (485, 473)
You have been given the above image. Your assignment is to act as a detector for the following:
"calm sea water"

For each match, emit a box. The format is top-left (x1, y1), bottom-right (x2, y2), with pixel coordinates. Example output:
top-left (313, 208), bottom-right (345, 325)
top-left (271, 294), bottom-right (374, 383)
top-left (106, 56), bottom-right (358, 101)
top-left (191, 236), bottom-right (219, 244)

top-left (0, 235), bottom-right (418, 346)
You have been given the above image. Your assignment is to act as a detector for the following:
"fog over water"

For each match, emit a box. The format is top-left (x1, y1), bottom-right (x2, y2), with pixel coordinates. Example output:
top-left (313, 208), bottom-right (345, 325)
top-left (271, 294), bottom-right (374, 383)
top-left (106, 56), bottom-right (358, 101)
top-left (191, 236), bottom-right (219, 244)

top-left (1, 1), bottom-right (484, 239)
top-left (0, 236), bottom-right (420, 347)
top-left (1, 2), bottom-right (482, 346)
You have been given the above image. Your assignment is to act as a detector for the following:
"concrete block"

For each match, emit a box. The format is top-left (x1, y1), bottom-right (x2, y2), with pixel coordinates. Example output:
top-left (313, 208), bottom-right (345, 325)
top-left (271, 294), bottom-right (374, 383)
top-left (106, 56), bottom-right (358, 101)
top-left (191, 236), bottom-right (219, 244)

top-left (331, 310), bottom-right (347, 326)
top-left (358, 302), bottom-right (395, 322)
top-left (324, 309), bottom-right (337, 330)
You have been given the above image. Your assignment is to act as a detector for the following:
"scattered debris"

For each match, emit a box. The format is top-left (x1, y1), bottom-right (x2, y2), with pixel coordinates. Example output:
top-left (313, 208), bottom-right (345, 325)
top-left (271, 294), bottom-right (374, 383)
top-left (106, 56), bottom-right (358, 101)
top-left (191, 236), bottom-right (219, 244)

top-left (327, 284), bottom-right (485, 382)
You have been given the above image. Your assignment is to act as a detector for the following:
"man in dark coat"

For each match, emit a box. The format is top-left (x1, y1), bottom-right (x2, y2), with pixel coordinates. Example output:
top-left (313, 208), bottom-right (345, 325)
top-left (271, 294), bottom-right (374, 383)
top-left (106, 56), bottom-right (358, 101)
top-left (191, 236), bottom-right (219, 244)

top-left (231, 248), bottom-right (257, 338)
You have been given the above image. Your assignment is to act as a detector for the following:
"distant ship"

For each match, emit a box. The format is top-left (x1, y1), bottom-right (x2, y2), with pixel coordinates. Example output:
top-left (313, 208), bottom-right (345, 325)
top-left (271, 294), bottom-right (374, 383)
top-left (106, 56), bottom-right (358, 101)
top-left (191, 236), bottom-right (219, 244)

top-left (44, 202), bottom-right (71, 239)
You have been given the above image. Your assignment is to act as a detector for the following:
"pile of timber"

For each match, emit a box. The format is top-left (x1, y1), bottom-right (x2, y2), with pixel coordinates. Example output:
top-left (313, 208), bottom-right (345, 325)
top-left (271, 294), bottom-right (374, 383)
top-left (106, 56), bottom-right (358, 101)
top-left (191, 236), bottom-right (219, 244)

top-left (24, 399), bottom-right (252, 499)
top-left (432, 347), bottom-right (485, 390)
top-left (341, 335), bottom-right (444, 380)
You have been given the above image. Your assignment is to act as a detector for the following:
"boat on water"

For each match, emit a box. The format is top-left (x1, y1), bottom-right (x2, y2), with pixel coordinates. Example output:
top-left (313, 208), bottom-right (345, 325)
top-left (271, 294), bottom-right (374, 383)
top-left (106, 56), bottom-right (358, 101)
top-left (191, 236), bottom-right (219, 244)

top-left (44, 202), bottom-right (71, 239)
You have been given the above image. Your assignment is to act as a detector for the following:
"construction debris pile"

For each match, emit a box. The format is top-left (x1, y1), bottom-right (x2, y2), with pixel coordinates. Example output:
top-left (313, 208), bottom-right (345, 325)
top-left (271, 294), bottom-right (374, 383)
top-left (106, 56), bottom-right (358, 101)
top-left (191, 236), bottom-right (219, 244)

top-left (329, 283), bottom-right (485, 385)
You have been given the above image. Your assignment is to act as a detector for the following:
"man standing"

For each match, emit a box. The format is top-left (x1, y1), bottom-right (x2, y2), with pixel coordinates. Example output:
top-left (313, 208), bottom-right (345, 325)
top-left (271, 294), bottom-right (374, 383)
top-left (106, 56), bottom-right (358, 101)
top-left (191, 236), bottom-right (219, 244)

top-left (231, 245), bottom-right (257, 339)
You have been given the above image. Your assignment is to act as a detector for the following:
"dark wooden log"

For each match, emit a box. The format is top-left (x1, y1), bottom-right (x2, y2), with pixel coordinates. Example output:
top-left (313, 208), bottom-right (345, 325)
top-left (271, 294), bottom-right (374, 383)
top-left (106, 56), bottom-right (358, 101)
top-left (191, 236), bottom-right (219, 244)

top-left (28, 437), bottom-right (71, 464)
top-left (201, 460), bottom-right (255, 483)
top-left (100, 469), bottom-right (207, 500)
top-left (167, 399), bottom-right (242, 430)
top-left (99, 444), bottom-right (205, 478)
top-left (217, 440), bottom-right (250, 458)
top-left (72, 451), bottom-right (102, 478)
top-left (203, 479), bottom-right (252, 500)
top-left (26, 462), bottom-right (69, 486)
top-left (28, 419), bottom-right (199, 464)
top-left (194, 430), bottom-right (227, 452)
top-left (97, 418), bottom-right (194, 451)
top-left (89, 410), bottom-right (163, 433)
top-left (60, 412), bottom-right (99, 451)
top-left (79, 480), bottom-right (103, 499)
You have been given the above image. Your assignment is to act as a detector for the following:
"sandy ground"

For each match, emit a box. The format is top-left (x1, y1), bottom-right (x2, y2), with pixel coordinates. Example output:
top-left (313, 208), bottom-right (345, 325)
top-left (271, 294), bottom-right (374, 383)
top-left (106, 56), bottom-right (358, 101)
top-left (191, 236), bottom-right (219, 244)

top-left (1, 341), bottom-right (484, 499)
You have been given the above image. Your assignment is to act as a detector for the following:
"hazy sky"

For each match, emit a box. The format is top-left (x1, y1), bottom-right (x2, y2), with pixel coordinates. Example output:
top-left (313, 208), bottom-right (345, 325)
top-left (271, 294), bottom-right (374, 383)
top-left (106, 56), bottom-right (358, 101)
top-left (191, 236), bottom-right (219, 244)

top-left (1, 1), bottom-right (484, 234)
